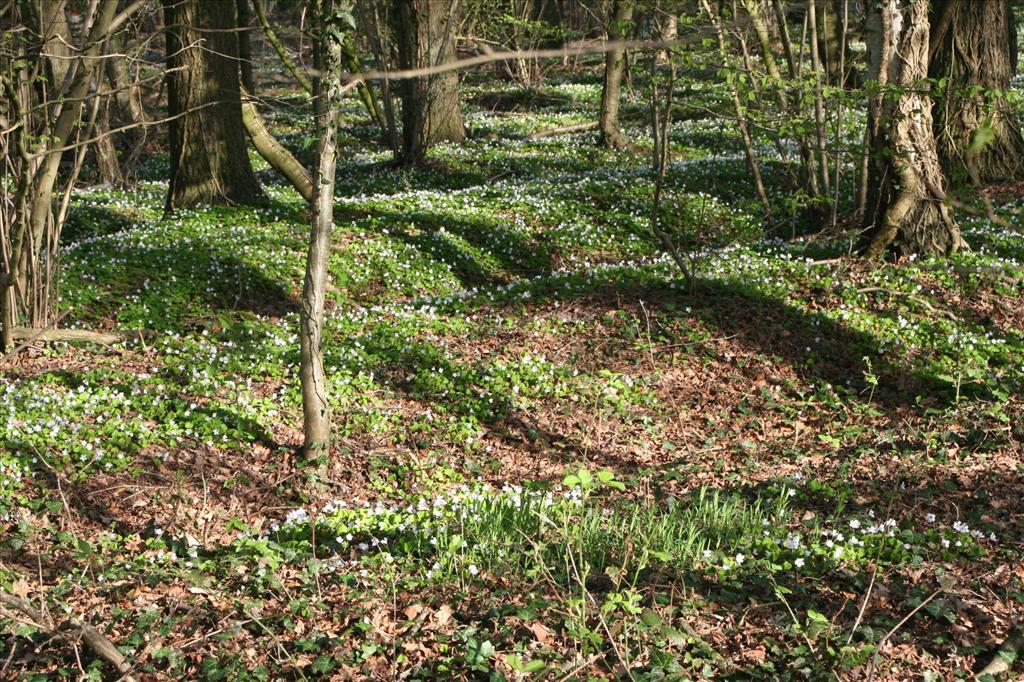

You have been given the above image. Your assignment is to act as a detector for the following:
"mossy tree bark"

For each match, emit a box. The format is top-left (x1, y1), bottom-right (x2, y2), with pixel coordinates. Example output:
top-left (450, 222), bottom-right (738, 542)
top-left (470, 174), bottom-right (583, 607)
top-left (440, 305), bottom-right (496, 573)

top-left (240, 86), bottom-right (314, 202)
top-left (162, 0), bottom-right (264, 210)
top-left (394, 0), bottom-right (466, 165)
top-left (862, 0), bottom-right (965, 260)
top-left (930, 0), bottom-right (1024, 183)
top-left (598, 0), bottom-right (634, 150)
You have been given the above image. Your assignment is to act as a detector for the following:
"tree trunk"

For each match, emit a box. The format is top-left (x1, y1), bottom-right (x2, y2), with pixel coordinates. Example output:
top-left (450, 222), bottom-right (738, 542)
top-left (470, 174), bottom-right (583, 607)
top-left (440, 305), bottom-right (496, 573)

top-left (93, 98), bottom-right (123, 186)
top-left (862, 0), bottom-right (965, 260)
top-left (237, 0), bottom-right (256, 94)
top-left (930, 0), bottom-right (1024, 183)
top-left (106, 31), bottom-right (146, 158)
top-left (0, 0), bottom-right (122, 351)
top-left (163, 0), bottom-right (264, 210)
top-left (1010, 0), bottom-right (1018, 75)
top-left (394, 0), bottom-right (466, 165)
top-left (300, 0), bottom-right (344, 457)
top-left (598, 0), bottom-right (634, 149)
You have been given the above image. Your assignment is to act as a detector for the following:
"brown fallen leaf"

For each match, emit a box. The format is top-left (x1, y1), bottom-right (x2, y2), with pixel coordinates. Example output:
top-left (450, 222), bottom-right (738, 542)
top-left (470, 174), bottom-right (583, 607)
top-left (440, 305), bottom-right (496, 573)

top-left (434, 604), bottom-right (453, 627)
top-left (529, 621), bottom-right (553, 645)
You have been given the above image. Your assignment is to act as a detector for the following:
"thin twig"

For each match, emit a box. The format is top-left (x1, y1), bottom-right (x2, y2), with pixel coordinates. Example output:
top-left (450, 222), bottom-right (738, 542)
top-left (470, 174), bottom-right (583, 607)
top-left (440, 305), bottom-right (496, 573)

top-left (866, 589), bottom-right (942, 682)
top-left (847, 564), bottom-right (877, 646)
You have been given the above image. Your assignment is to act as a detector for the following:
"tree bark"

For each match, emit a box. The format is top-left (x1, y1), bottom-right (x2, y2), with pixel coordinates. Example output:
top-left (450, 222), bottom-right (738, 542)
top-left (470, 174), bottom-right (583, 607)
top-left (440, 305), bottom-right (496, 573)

top-left (240, 87), bottom-right (314, 202)
top-left (300, 0), bottom-right (344, 457)
top-left (862, 0), bottom-right (965, 259)
top-left (237, 0), bottom-right (256, 94)
top-left (598, 0), bottom-right (634, 149)
top-left (93, 97), bottom-right (123, 186)
top-left (930, 0), bottom-right (1024, 183)
top-left (163, 0), bottom-right (264, 210)
top-left (1010, 0), bottom-right (1019, 75)
top-left (394, 0), bottom-right (466, 165)
top-left (106, 30), bottom-right (146, 160)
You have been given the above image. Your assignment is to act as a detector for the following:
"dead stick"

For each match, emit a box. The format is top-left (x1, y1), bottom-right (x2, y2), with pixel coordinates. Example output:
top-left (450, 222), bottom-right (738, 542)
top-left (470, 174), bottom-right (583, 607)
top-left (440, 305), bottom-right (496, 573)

top-left (0, 592), bottom-right (137, 682)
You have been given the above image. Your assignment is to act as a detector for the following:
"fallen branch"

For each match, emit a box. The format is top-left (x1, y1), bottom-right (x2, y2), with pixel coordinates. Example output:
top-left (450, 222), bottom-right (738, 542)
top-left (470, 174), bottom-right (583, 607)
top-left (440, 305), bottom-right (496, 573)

top-left (974, 623), bottom-right (1024, 680)
top-left (0, 592), bottom-right (137, 682)
top-left (11, 327), bottom-right (153, 345)
top-left (529, 121), bottom-right (598, 139)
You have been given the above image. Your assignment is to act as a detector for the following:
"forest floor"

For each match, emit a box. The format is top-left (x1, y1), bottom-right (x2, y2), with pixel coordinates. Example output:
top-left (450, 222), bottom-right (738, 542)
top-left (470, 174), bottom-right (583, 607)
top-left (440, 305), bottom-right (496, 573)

top-left (1, 69), bottom-right (1024, 680)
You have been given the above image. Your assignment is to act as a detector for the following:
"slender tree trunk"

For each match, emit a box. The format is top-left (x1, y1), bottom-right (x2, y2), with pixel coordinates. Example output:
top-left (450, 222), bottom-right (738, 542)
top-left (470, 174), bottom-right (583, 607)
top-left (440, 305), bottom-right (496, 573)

top-left (394, 0), bottom-right (466, 165)
top-left (300, 0), bottom-right (344, 457)
top-left (363, 1), bottom-right (401, 155)
top-left (930, 0), bottom-right (1024, 183)
top-left (808, 0), bottom-right (831, 194)
top-left (252, 0), bottom-right (312, 92)
top-left (598, 0), bottom-right (634, 150)
top-left (701, 0), bottom-right (772, 217)
top-left (340, 37), bottom-right (388, 131)
top-left (749, 0), bottom-right (821, 202)
top-left (862, 0), bottom-right (964, 259)
top-left (163, 0), bottom-right (264, 210)
top-left (0, 0), bottom-right (121, 351)
top-left (237, 0), bottom-right (256, 94)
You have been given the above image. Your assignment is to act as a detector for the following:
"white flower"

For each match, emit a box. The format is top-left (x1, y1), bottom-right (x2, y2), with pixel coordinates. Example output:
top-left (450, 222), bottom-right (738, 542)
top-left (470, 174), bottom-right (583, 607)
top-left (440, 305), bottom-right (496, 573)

top-left (734, 553), bottom-right (745, 565)
top-left (924, 513), bottom-right (935, 524)
top-left (941, 538), bottom-right (950, 548)
top-left (849, 519), bottom-right (861, 530)
top-left (468, 564), bottom-right (479, 576)
top-left (794, 558), bottom-right (805, 568)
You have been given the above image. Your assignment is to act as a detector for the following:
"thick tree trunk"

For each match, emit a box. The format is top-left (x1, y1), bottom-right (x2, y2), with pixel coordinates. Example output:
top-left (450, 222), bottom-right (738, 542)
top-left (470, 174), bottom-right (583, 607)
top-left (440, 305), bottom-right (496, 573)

top-left (1011, 0), bottom-right (1019, 75)
top-left (93, 100), bottom-right (123, 186)
top-left (862, 0), bottom-right (965, 259)
top-left (106, 31), bottom-right (146, 148)
top-left (394, 0), bottom-right (466, 165)
top-left (37, 0), bottom-right (73, 91)
top-left (598, 0), bottom-right (634, 150)
top-left (163, 0), bottom-right (263, 210)
top-left (930, 0), bottom-right (1024, 183)
top-left (300, 0), bottom-right (344, 457)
